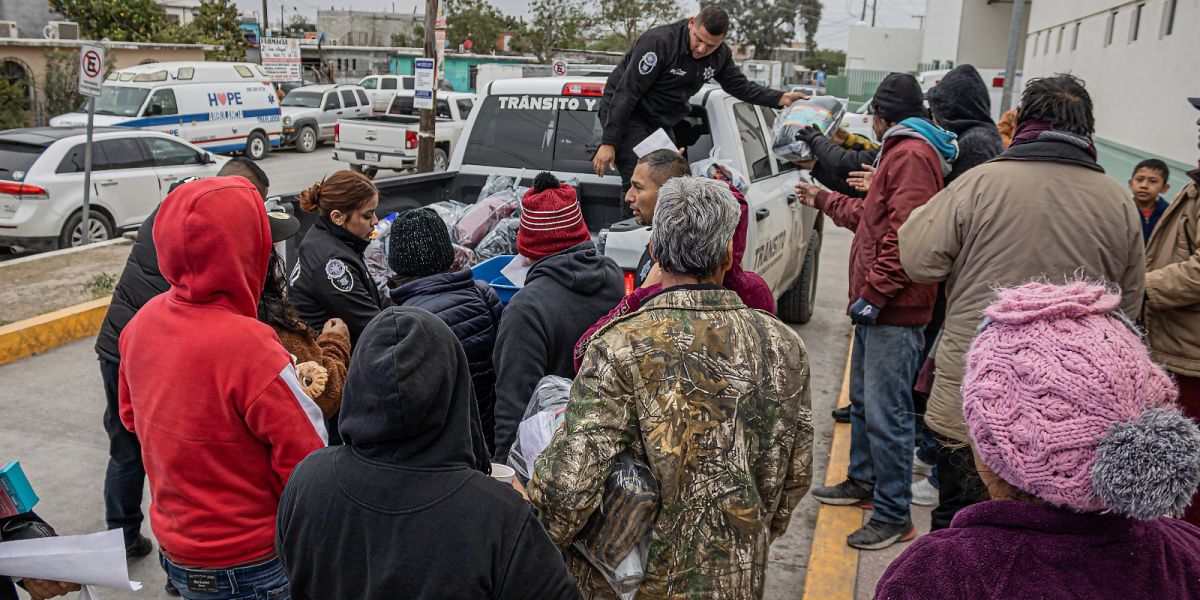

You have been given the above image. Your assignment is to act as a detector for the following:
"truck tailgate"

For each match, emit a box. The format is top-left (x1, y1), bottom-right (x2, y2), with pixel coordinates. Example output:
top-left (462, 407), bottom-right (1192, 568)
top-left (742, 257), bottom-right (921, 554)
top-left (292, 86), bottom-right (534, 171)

top-left (336, 119), bottom-right (411, 152)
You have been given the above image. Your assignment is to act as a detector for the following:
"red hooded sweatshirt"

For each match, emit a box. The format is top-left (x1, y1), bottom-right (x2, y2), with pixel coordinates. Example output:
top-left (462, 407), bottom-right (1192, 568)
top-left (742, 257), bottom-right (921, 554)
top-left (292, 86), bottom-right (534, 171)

top-left (119, 176), bottom-right (327, 568)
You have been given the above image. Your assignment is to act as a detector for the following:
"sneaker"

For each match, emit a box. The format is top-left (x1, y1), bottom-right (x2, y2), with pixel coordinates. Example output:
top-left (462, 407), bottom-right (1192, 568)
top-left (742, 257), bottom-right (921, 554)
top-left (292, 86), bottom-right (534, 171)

top-left (125, 534), bottom-right (153, 559)
top-left (831, 405), bottom-right (851, 423)
top-left (165, 581), bottom-right (181, 597)
top-left (847, 517), bottom-right (916, 550)
top-left (912, 450), bottom-right (933, 477)
top-left (812, 479), bottom-right (873, 508)
top-left (911, 478), bottom-right (939, 506)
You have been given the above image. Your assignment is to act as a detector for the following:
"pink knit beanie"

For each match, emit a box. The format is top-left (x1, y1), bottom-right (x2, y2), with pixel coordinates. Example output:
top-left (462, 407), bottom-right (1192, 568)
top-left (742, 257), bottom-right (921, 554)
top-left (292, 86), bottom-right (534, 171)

top-left (963, 281), bottom-right (1200, 519)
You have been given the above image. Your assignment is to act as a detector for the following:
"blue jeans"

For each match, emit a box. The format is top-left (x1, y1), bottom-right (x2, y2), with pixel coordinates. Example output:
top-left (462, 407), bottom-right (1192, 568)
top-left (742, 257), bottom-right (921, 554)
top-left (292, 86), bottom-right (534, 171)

top-left (159, 554), bottom-right (289, 600)
top-left (847, 324), bottom-right (924, 524)
top-left (100, 359), bottom-right (146, 546)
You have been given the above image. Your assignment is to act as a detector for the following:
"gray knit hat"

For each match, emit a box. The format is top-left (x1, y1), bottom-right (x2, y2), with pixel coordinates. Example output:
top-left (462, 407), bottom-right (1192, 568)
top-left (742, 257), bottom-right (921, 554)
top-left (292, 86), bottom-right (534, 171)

top-left (388, 208), bottom-right (455, 278)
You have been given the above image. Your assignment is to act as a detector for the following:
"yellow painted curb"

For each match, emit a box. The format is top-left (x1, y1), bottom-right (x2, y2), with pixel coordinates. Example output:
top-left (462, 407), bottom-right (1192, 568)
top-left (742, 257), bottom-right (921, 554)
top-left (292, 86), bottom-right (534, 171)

top-left (802, 338), bottom-right (860, 600)
top-left (0, 297), bottom-right (111, 366)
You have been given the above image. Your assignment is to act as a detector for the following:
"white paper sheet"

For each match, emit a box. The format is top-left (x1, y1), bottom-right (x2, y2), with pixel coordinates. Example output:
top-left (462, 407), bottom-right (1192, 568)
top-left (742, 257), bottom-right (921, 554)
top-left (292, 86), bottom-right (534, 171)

top-left (632, 128), bottom-right (678, 158)
top-left (0, 529), bottom-right (141, 591)
top-left (500, 256), bottom-right (533, 288)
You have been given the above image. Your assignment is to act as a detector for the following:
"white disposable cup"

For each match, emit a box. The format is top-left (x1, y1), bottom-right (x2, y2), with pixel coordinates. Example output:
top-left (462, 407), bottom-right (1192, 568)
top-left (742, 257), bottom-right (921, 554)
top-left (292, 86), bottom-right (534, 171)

top-left (490, 463), bottom-right (516, 483)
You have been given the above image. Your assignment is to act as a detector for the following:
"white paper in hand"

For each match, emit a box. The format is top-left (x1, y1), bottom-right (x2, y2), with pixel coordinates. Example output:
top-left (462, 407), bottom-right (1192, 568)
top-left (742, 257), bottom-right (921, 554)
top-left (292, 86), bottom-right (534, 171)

top-left (632, 128), bottom-right (678, 158)
top-left (0, 529), bottom-right (141, 591)
top-left (500, 256), bottom-right (533, 288)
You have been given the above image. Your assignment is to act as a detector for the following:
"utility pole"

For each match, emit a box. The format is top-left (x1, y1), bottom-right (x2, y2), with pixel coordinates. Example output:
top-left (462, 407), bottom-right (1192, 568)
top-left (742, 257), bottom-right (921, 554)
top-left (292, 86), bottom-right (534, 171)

top-left (999, 0), bottom-right (1027, 114)
top-left (280, 3), bottom-right (285, 36)
top-left (261, 0), bottom-right (269, 36)
top-left (417, 0), bottom-right (437, 172)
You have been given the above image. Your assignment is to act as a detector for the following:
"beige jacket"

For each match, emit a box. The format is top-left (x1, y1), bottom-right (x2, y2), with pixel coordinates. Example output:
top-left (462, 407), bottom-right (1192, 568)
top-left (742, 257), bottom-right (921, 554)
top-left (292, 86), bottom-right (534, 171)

top-left (899, 159), bottom-right (1145, 441)
top-left (1144, 174), bottom-right (1200, 377)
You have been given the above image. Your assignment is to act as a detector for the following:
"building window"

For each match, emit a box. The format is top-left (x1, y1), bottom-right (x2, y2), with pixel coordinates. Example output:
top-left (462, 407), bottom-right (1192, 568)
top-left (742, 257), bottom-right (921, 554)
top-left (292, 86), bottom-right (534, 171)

top-left (1130, 3), bottom-right (1143, 42)
top-left (1105, 11), bottom-right (1117, 46)
top-left (1056, 26), bottom-right (1065, 53)
top-left (1161, 0), bottom-right (1178, 37)
top-left (1072, 22), bottom-right (1081, 50)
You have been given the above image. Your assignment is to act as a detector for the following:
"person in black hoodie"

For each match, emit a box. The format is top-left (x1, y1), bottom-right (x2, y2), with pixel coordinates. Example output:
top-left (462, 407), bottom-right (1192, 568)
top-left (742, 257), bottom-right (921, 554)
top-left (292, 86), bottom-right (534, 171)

top-left (796, 125), bottom-right (879, 198)
top-left (492, 173), bottom-right (625, 461)
top-left (276, 307), bottom-right (580, 600)
top-left (93, 157), bottom-right (269, 564)
top-left (388, 207), bottom-right (504, 452)
top-left (926, 64), bottom-right (1005, 184)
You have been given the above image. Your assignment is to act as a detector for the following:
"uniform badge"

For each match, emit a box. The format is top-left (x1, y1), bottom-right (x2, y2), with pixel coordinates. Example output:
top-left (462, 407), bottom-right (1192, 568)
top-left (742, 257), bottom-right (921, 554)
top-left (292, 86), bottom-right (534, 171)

top-left (638, 51), bottom-right (658, 75)
top-left (703, 66), bottom-right (716, 81)
top-left (325, 258), bottom-right (354, 292)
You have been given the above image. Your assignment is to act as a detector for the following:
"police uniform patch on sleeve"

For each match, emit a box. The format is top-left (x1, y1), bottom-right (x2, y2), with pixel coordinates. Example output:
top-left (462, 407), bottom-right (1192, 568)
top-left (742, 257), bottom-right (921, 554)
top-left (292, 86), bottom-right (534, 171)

top-left (638, 51), bottom-right (658, 75)
top-left (325, 258), bottom-right (354, 292)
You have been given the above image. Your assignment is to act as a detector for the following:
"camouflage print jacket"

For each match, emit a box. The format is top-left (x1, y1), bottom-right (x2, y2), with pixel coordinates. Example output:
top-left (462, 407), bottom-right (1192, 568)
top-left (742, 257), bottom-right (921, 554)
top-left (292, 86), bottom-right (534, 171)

top-left (529, 287), bottom-right (813, 600)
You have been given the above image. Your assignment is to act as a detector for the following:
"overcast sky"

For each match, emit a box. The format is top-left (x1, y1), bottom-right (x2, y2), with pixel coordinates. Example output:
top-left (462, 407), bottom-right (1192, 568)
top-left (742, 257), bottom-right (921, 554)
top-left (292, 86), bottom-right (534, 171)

top-left (232, 0), bottom-right (928, 51)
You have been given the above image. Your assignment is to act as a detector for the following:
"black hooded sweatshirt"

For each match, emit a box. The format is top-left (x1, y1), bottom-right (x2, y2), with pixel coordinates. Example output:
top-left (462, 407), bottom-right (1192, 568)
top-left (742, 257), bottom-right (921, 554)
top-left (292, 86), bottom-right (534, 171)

top-left (277, 307), bottom-right (580, 600)
top-left (491, 241), bottom-right (624, 460)
top-left (926, 64), bottom-right (1005, 184)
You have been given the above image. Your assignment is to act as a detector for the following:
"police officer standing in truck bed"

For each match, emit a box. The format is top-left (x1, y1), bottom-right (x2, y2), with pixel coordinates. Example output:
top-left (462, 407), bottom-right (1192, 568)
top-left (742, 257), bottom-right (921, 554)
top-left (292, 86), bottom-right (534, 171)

top-left (593, 5), bottom-right (808, 188)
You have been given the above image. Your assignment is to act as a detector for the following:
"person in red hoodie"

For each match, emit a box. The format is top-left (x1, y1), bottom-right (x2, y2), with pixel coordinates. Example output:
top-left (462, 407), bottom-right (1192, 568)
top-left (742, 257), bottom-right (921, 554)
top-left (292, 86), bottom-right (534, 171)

top-left (795, 73), bottom-right (954, 551)
top-left (119, 176), bottom-right (327, 599)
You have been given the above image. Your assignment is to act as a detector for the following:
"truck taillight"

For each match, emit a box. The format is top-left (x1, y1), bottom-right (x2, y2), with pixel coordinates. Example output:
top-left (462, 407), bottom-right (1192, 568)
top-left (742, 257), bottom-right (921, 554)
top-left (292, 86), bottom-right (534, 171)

top-left (623, 270), bottom-right (636, 295)
top-left (405, 130), bottom-right (418, 150)
top-left (562, 82), bottom-right (605, 97)
top-left (0, 181), bottom-right (48, 199)
top-left (334, 123), bottom-right (340, 143)
top-left (992, 76), bottom-right (1005, 88)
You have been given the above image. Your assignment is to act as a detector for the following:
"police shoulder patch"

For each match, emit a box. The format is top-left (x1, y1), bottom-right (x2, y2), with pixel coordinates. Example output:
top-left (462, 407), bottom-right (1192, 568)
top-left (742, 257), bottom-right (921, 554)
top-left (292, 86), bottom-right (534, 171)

top-left (638, 51), bottom-right (658, 76)
top-left (325, 258), bottom-right (354, 292)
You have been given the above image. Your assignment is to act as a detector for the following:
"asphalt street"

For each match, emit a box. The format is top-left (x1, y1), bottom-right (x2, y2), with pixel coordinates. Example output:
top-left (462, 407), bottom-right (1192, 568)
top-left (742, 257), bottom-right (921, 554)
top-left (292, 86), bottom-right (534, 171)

top-left (0, 217), bottom-right (863, 599)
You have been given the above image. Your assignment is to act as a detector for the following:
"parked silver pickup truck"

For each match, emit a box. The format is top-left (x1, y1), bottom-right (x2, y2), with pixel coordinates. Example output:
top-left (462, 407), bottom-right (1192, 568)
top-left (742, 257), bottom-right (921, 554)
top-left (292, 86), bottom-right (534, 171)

top-left (280, 84), bottom-right (372, 153)
top-left (332, 90), bottom-right (476, 177)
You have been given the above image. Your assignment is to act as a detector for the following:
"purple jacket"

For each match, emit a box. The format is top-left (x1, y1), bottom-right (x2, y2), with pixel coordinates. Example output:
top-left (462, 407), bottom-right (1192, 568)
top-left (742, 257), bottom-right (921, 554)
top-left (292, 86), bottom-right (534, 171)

top-left (876, 500), bottom-right (1200, 600)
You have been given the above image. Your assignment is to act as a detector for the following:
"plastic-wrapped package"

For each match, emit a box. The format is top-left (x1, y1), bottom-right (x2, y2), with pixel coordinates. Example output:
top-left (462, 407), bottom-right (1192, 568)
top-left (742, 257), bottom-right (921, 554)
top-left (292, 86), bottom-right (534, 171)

top-left (508, 376), bottom-right (572, 482)
top-left (454, 191), bottom-right (520, 248)
top-left (474, 217), bottom-right (520, 261)
top-left (691, 157), bottom-right (750, 195)
top-left (451, 244), bottom-right (478, 270)
top-left (573, 453), bottom-right (660, 599)
top-left (364, 212), bottom-right (398, 293)
top-left (477, 174), bottom-right (515, 204)
top-left (427, 200), bottom-right (471, 234)
top-left (770, 96), bottom-right (846, 162)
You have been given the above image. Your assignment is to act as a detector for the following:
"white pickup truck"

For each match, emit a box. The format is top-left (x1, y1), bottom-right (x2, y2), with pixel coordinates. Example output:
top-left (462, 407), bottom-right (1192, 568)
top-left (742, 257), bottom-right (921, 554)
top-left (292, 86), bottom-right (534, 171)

top-left (294, 77), bottom-right (823, 323)
top-left (332, 90), bottom-right (476, 176)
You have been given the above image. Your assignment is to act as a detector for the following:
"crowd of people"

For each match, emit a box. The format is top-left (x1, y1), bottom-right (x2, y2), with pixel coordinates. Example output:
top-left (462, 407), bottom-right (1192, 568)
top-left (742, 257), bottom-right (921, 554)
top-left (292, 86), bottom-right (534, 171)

top-left (4, 7), bottom-right (1200, 600)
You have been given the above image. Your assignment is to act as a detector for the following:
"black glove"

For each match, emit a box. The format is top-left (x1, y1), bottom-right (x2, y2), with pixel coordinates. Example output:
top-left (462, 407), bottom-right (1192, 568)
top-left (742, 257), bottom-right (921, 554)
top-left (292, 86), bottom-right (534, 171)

top-left (796, 124), bottom-right (822, 144)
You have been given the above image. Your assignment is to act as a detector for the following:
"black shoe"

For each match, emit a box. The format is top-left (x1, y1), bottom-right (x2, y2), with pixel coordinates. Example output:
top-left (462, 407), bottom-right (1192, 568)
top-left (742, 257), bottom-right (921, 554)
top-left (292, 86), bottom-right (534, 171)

top-left (831, 405), bottom-right (851, 423)
top-left (847, 517), bottom-right (916, 550)
top-left (165, 581), bottom-right (181, 597)
top-left (812, 479), bottom-right (873, 508)
top-left (125, 534), bottom-right (153, 559)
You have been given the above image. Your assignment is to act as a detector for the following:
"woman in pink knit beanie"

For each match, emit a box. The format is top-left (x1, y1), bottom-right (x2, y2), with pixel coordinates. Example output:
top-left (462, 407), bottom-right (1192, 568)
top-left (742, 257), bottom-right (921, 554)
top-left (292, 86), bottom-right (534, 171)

top-left (876, 280), bottom-right (1200, 600)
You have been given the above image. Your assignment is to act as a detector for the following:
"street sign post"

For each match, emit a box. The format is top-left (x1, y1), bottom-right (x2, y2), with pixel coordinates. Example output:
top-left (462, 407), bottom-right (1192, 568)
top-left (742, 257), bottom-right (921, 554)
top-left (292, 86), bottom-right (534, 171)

top-left (78, 43), bottom-right (105, 247)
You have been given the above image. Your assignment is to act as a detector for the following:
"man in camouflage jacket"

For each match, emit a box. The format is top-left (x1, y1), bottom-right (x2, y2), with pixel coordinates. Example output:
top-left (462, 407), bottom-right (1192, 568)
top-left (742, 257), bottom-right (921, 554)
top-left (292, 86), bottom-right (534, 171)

top-left (529, 177), bottom-right (813, 600)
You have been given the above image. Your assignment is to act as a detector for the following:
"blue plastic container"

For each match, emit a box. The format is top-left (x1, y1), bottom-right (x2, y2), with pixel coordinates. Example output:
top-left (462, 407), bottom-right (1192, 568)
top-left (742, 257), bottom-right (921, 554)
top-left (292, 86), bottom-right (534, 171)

top-left (471, 255), bottom-right (522, 304)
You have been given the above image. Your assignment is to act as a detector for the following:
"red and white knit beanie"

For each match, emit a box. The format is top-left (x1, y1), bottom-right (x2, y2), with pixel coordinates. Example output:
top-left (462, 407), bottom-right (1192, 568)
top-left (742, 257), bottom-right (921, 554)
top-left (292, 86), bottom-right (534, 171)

top-left (517, 172), bottom-right (590, 261)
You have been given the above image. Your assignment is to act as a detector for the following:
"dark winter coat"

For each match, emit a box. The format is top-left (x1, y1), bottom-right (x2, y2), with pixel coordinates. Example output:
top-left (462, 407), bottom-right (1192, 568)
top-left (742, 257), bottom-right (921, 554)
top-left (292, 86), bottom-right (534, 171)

top-left (289, 217), bottom-right (391, 347)
top-left (798, 126), bottom-right (879, 198)
top-left (277, 307), bottom-right (580, 600)
top-left (95, 207), bottom-right (169, 363)
top-left (492, 242), bottom-right (624, 461)
top-left (926, 64), bottom-right (1004, 184)
top-left (389, 269), bottom-right (504, 451)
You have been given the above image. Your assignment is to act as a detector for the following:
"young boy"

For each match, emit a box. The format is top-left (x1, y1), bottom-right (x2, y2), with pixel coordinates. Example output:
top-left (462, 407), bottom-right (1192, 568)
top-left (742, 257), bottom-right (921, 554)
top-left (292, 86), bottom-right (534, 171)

top-left (1130, 159), bottom-right (1172, 244)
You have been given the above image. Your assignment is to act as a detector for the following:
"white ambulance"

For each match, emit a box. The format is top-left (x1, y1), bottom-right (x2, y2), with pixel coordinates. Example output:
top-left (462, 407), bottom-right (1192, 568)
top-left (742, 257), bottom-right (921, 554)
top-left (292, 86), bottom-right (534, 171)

top-left (49, 61), bottom-right (283, 160)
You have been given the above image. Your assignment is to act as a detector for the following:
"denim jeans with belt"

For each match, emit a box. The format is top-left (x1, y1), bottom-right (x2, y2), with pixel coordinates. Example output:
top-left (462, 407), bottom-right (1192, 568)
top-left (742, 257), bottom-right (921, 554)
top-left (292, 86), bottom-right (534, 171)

top-left (847, 323), bottom-right (925, 524)
top-left (159, 554), bottom-right (289, 600)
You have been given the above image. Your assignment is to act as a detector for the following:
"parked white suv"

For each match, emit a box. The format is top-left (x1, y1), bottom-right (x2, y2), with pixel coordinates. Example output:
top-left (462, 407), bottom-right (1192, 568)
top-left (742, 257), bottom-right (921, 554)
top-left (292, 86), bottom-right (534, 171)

top-left (0, 127), bottom-right (227, 252)
top-left (359, 75), bottom-right (415, 112)
top-left (281, 84), bottom-right (373, 153)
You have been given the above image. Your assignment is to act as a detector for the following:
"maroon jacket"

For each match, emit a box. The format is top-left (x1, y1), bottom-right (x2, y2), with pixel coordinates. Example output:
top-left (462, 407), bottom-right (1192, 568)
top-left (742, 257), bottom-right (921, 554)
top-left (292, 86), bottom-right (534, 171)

top-left (815, 136), bottom-right (942, 326)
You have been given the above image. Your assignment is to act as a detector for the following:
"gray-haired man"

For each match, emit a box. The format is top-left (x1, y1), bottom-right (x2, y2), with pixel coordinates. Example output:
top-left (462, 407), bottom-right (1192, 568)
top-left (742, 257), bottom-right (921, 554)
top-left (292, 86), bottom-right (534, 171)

top-left (531, 177), bottom-right (813, 598)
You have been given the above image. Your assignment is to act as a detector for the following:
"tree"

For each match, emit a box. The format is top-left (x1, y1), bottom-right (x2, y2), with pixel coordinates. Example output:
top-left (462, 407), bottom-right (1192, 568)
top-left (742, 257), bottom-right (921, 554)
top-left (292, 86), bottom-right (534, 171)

top-left (0, 77), bottom-right (30, 129)
top-left (798, 0), bottom-right (822, 58)
top-left (168, 0), bottom-right (247, 61)
top-left (520, 0), bottom-right (590, 62)
top-left (42, 50), bottom-right (84, 119)
top-left (446, 0), bottom-right (521, 52)
top-left (49, 0), bottom-right (167, 42)
top-left (392, 24), bottom-right (424, 48)
top-left (596, 0), bottom-right (680, 50)
top-left (725, 0), bottom-right (807, 60)
top-left (801, 48), bottom-right (844, 71)
top-left (286, 14), bottom-right (316, 37)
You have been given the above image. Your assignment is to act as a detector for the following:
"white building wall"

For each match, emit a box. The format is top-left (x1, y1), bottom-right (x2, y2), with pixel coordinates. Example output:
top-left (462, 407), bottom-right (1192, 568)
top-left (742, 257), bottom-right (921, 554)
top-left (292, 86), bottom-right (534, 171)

top-left (956, 0), bottom-right (1030, 70)
top-left (847, 26), bottom-right (924, 72)
top-left (1023, 0), bottom-right (1199, 170)
top-left (920, 0), bottom-right (963, 65)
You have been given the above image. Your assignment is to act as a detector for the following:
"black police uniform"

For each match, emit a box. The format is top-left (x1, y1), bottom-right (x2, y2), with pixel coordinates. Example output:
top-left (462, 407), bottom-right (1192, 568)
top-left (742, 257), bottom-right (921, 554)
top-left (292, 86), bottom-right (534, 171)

top-left (599, 18), bottom-right (785, 189)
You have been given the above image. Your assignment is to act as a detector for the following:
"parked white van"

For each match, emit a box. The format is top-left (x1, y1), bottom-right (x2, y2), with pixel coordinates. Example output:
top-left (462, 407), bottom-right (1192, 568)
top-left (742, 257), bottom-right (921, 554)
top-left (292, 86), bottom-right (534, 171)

top-left (49, 62), bottom-right (283, 160)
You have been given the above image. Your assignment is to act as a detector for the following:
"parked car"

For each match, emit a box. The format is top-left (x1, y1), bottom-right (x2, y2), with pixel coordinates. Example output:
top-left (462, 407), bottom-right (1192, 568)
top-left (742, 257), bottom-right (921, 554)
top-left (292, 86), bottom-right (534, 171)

top-left (359, 75), bottom-right (415, 111)
top-left (280, 84), bottom-right (373, 153)
top-left (0, 127), bottom-right (227, 252)
top-left (841, 100), bottom-right (875, 141)
top-left (294, 77), bottom-right (822, 323)
top-left (332, 90), bottom-right (475, 176)
top-left (49, 61), bottom-right (282, 161)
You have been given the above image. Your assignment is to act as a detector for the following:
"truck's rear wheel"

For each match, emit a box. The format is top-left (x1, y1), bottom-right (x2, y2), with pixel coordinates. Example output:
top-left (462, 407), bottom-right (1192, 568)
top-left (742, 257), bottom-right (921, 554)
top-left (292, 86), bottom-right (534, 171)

top-left (779, 229), bottom-right (821, 324)
top-left (244, 131), bottom-right (269, 161)
top-left (296, 126), bottom-right (318, 153)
